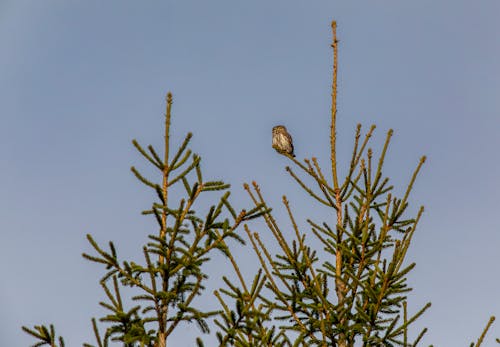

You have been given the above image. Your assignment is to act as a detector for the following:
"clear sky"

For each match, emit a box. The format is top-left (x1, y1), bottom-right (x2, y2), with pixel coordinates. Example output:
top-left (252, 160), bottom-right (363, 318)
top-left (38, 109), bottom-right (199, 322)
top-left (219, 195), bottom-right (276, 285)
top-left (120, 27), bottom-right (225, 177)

top-left (1, 1), bottom-right (499, 346)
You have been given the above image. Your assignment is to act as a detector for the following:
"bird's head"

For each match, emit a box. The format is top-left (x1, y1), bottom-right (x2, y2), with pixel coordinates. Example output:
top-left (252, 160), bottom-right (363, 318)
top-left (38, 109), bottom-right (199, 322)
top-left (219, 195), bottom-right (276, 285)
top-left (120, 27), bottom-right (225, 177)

top-left (272, 125), bottom-right (287, 134)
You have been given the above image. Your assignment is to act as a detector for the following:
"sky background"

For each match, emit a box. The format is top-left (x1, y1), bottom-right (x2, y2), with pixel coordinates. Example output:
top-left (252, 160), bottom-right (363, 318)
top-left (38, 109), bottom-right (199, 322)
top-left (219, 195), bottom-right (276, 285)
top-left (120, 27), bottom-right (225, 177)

top-left (1, 1), bottom-right (500, 346)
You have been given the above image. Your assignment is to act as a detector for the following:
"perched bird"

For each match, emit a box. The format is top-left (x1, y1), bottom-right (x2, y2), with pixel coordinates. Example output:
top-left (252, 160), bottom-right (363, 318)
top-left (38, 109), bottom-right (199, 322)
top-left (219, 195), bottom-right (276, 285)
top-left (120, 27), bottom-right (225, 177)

top-left (272, 125), bottom-right (295, 157)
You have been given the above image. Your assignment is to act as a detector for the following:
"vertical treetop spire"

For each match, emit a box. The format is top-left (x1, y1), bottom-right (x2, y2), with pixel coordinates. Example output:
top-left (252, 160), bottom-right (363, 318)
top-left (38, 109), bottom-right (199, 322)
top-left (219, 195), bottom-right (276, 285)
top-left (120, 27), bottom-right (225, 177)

top-left (330, 21), bottom-right (339, 190)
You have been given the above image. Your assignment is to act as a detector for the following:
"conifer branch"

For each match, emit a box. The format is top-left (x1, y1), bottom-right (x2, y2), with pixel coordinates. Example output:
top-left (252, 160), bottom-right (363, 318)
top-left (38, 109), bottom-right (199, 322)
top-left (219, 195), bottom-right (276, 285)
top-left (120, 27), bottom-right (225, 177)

top-left (341, 125), bottom-right (376, 197)
top-left (330, 20), bottom-right (339, 190)
top-left (311, 157), bottom-right (336, 201)
top-left (372, 129), bottom-right (393, 191)
top-left (282, 197), bottom-right (330, 343)
top-left (168, 156), bottom-right (201, 186)
top-left (395, 206), bottom-right (424, 274)
top-left (305, 159), bottom-right (337, 207)
top-left (244, 226), bottom-right (310, 336)
top-left (283, 197), bottom-right (330, 311)
top-left (286, 166), bottom-right (332, 207)
top-left (21, 324), bottom-right (61, 347)
top-left (219, 239), bottom-right (249, 294)
top-left (399, 156), bottom-right (426, 215)
top-left (253, 231), bottom-right (294, 295)
top-left (343, 123), bottom-right (362, 188)
top-left (171, 148), bottom-right (192, 171)
top-left (131, 166), bottom-right (157, 189)
top-left (244, 182), bottom-right (294, 260)
top-left (412, 327), bottom-right (428, 346)
top-left (389, 302), bottom-right (432, 339)
top-left (169, 132), bottom-right (192, 169)
top-left (473, 316), bottom-right (496, 347)
top-left (148, 144), bottom-right (164, 168)
top-left (165, 274), bottom-right (204, 336)
top-left (157, 93), bottom-right (173, 347)
top-left (132, 139), bottom-right (164, 170)
top-left (88, 318), bottom-right (104, 347)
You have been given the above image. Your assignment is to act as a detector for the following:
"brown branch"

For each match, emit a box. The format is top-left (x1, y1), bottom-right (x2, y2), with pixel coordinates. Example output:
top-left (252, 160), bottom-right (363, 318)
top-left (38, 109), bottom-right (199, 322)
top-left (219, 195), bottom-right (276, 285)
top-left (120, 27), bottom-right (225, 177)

top-left (165, 274), bottom-right (204, 337)
top-left (334, 187), bottom-right (347, 347)
top-left (244, 226), bottom-right (310, 335)
top-left (330, 21), bottom-right (339, 190)
top-left (282, 197), bottom-right (329, 343)
top-left (245, 182), bottom-right (294, 261)
top-left (158, 92), bottom-right (173, 347)
top-left (474, 316), bottom-right (495, 347)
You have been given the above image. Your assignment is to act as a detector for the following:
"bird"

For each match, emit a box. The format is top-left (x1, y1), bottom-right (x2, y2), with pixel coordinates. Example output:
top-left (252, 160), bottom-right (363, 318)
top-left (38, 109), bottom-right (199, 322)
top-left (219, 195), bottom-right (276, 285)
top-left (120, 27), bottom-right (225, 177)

top-left (272, 125), bottom-right (295, 157)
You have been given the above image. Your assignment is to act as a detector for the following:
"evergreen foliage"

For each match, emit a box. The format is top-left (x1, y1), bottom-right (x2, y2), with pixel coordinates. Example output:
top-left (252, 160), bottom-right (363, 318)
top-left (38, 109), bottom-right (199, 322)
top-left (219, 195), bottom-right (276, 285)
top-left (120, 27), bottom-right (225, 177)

top-left (210, 22), bottom-right (430, 347)
top-left (22, 324), bottom-right (65, 347)
top-left (23, 93), bottom-right (266, 347)
top-left (23, 21), bottom-right (496, 347)
top-left (204, 22), bottom-right (497, 347)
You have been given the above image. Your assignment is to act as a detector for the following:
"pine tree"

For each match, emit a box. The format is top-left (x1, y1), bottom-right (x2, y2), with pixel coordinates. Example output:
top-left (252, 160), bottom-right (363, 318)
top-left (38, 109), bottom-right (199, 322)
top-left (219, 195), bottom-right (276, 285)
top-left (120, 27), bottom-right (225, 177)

top-left (208, 22), bottom-right (497, 347)
top-left (23, 93), bottom-right (266, 347)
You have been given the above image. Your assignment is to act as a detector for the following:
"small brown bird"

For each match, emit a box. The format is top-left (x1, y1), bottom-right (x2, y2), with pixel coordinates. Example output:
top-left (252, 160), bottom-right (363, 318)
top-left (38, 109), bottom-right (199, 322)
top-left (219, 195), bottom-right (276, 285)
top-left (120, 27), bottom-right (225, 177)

top-left (272, 125), bottom-right (295, 157)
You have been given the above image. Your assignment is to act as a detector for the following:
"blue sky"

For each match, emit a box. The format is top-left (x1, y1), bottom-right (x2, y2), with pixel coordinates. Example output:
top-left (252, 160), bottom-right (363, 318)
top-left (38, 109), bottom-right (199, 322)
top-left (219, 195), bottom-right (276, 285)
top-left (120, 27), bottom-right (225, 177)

top-left (1, 1), bottom-right (499, 345)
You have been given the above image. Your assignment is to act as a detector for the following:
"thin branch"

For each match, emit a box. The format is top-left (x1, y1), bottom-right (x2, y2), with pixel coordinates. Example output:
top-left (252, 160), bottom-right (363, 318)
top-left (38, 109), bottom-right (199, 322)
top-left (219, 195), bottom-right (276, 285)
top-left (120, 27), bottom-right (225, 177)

top-left (330, 20), bottom-right (339, 189)
top-left (474, 316), bottom-right (495, 347)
